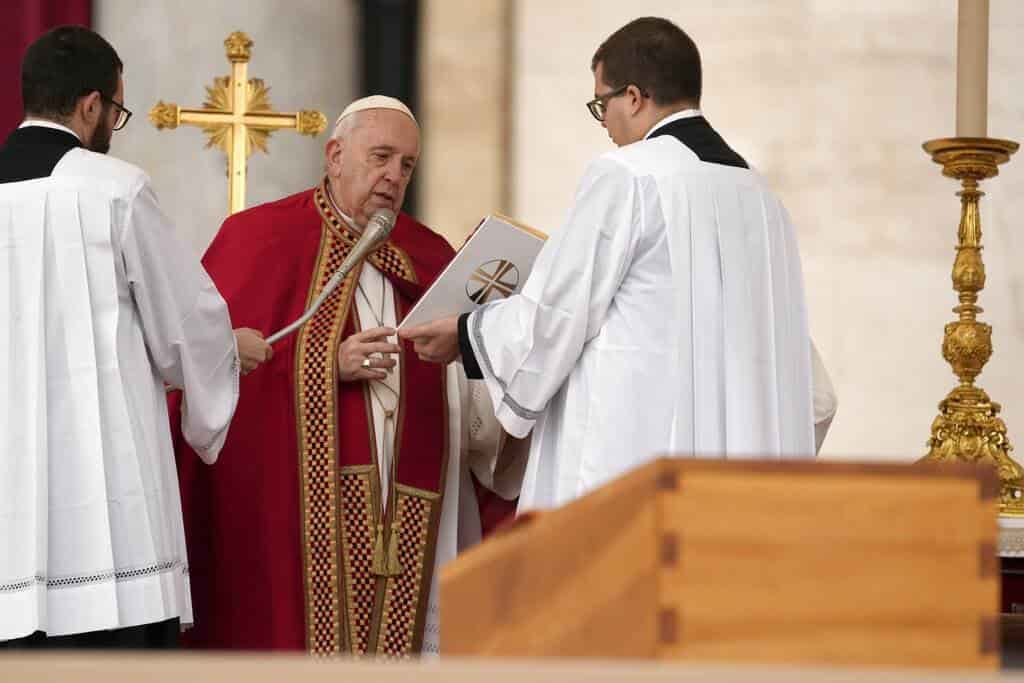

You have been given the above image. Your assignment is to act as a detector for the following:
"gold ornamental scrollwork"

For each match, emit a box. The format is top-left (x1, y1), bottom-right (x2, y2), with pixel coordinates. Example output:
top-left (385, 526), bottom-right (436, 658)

top-left (942, 321), bottom-right (991, 383)
top-left (919, 137), bottom-right (1024, 514)
top-left (224, 31), bottom-right (253, 62)
top-left (148, 101), bottom-right (180, 130)
top-left (297, 110), bottom-right (329, 136)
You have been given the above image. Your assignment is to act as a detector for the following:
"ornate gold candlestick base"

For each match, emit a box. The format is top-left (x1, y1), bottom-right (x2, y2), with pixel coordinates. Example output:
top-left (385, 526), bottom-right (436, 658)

top-left (920, 137), bottom-right (1024, 514)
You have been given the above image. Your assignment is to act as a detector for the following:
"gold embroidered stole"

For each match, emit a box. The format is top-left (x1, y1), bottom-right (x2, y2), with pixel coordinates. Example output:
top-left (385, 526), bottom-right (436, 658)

top-left (295, 185), bottom-right (447, 657)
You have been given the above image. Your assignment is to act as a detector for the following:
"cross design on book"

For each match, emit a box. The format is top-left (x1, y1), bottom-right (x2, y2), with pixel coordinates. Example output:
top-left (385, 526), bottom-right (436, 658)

top-left (466, 259), bottom-right (520, 304)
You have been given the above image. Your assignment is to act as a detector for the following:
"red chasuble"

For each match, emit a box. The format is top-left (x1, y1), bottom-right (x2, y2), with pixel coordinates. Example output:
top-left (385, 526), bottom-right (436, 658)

top-left (169, 181), bottom-right (454, 655)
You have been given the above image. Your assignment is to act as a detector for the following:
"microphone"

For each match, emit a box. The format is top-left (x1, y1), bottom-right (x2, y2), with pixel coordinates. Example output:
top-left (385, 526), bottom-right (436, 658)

top-left (266, 208), bottom-right (397, 344)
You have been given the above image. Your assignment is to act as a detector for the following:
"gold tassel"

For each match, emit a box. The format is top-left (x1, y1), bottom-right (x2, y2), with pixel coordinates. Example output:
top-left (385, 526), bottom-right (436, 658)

top-left (371, 522), bottom-right (387, 576)
top-left (386, 521), bottom-right (403, 576)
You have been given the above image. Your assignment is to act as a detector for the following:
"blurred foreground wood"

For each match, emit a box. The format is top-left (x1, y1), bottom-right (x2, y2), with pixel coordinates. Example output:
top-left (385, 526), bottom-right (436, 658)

top-left (442, 459), bottom-right (999, 669)
top-left (2, 654), bottom-right (1024, 683)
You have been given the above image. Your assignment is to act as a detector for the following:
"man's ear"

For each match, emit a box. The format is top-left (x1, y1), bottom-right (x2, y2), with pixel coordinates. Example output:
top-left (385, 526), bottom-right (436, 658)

top-left (78, 90), bottom-right (103, 124)
top-left (625, 84), bottom-right (645, 116)
top-left (325, 138), bottom-right (343, 173)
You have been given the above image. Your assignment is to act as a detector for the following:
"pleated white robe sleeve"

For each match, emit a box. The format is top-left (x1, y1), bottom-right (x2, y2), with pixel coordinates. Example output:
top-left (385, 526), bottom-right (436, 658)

top-left (121, 181), bottom-right (239, 461)
top-left (464, 378), bottom-right (530, 501)
top-left (811, 340), bottom-right (838, 454)
top-left (467, 158), bottom-right (642, 439)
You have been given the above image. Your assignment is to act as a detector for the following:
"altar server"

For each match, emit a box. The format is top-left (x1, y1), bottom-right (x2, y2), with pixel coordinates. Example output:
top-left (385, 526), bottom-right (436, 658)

top-left (0, 25), bottom-right (269, 648)
top-left (402, 17), bottom-right (837, 512)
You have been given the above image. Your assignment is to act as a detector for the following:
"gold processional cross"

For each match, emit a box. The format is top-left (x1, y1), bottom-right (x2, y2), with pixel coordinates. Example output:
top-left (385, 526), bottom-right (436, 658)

top-left (148, 31), bottom-right (327, 214)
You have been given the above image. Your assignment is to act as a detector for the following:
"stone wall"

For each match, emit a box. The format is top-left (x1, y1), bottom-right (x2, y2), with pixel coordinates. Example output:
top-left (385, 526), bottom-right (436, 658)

top-left (509, 0), bottom-right (1024, 460)
top-left (95, 0), bottom-right (359, 254)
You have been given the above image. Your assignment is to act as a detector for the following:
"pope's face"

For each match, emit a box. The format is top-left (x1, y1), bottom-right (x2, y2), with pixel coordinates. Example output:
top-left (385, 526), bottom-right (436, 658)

top-left (325, 109), bottom-right (419, 227)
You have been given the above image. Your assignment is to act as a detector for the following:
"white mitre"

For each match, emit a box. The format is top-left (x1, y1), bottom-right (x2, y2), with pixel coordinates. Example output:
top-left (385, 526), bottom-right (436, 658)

top-left (331, 95), bottom-right (418, 138)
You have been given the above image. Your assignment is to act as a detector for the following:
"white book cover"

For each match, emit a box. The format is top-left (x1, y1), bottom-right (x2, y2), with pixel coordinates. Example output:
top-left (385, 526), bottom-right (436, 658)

top-left (398, 213), bottom-right (547, 329)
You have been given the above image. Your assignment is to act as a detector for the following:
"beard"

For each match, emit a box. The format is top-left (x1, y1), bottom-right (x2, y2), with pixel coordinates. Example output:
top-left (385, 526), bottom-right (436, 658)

top-left (87, 114), bottom-right (114, 154)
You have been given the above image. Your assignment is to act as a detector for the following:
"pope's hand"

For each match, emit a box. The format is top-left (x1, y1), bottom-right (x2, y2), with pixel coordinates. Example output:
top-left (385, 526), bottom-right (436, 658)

top-left (338, 327), bottom-right (400, 382)
top-left (399, 316), bottom-right (460, 365)
top-left (234, 328), bottom-right (274, 375)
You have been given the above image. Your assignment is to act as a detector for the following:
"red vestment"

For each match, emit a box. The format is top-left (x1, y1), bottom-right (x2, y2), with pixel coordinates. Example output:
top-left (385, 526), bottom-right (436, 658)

top-left (170, 182), bottom-right (455, 655)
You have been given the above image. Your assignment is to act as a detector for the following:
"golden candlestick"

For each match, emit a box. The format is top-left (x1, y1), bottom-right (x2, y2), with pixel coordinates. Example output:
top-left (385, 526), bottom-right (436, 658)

top-left (148, 32), bottom-right (327, 215)
top-left (920, 137), bottom-right (1024, 513)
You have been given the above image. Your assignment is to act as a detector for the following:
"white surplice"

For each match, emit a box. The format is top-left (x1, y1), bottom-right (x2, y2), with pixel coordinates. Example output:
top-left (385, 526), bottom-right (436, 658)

top-left (468, 111), bottom-right (832, 513)
top-left (351, 260), bottom-right (509, 656)
top-left (811, 341), bottom-right (838, 453)
top-left (0, 146), bottom-right (239, 639)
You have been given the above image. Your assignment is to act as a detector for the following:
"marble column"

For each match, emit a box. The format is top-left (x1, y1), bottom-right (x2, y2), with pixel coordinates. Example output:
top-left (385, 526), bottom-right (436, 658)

top-left (418, 0), bottom-right (513, 247)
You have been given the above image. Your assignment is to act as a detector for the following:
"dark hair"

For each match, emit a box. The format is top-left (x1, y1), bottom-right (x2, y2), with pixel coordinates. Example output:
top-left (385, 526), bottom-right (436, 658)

top-left (21, 25), bottom-right (123, 120)
top-left (591, 17), bottom-right (701, 106)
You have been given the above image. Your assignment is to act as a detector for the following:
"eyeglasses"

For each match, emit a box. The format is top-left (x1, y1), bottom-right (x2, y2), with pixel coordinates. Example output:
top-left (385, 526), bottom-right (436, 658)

top-left (586, 85), bottom-right (651, 122)
top-left (586, 85), bottom-right (629, 122)
top-left (101, 95), bottom-right (133, 131)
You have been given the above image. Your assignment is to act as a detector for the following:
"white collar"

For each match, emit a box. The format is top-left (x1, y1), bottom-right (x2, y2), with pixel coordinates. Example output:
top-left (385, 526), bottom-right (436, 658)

top-left (643, 108), bottom-right (703, 140)
top-left (19, 119), bottom-right (82, 142)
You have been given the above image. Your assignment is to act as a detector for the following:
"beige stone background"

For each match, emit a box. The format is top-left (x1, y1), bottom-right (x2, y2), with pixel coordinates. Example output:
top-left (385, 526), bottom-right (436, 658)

top-left (420, 0), bottom-right (1024, 462)
top-left (90, 1), bottom-right (1023, 463)
top-left (95, 0), bottom-right (358, 254)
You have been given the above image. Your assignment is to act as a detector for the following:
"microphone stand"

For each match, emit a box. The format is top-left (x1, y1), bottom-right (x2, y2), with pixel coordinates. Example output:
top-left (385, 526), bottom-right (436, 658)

top-left (266, 208), bottom-right (396, 345)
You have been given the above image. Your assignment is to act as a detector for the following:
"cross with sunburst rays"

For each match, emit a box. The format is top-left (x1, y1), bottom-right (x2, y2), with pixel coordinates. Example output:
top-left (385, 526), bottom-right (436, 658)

top-left (148, 31), bottom-right (327, 215)
top-left (466, 259), bottom-right (520, 304)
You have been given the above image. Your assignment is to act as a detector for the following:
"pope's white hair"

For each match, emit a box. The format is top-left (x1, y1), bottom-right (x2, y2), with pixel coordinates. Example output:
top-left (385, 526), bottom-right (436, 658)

top-left (330, 110), bottom-right (363, 142)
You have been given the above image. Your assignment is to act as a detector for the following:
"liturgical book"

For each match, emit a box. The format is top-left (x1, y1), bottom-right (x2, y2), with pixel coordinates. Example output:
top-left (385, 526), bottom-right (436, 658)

top-left (398, 214), bottom-right (547, 329)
